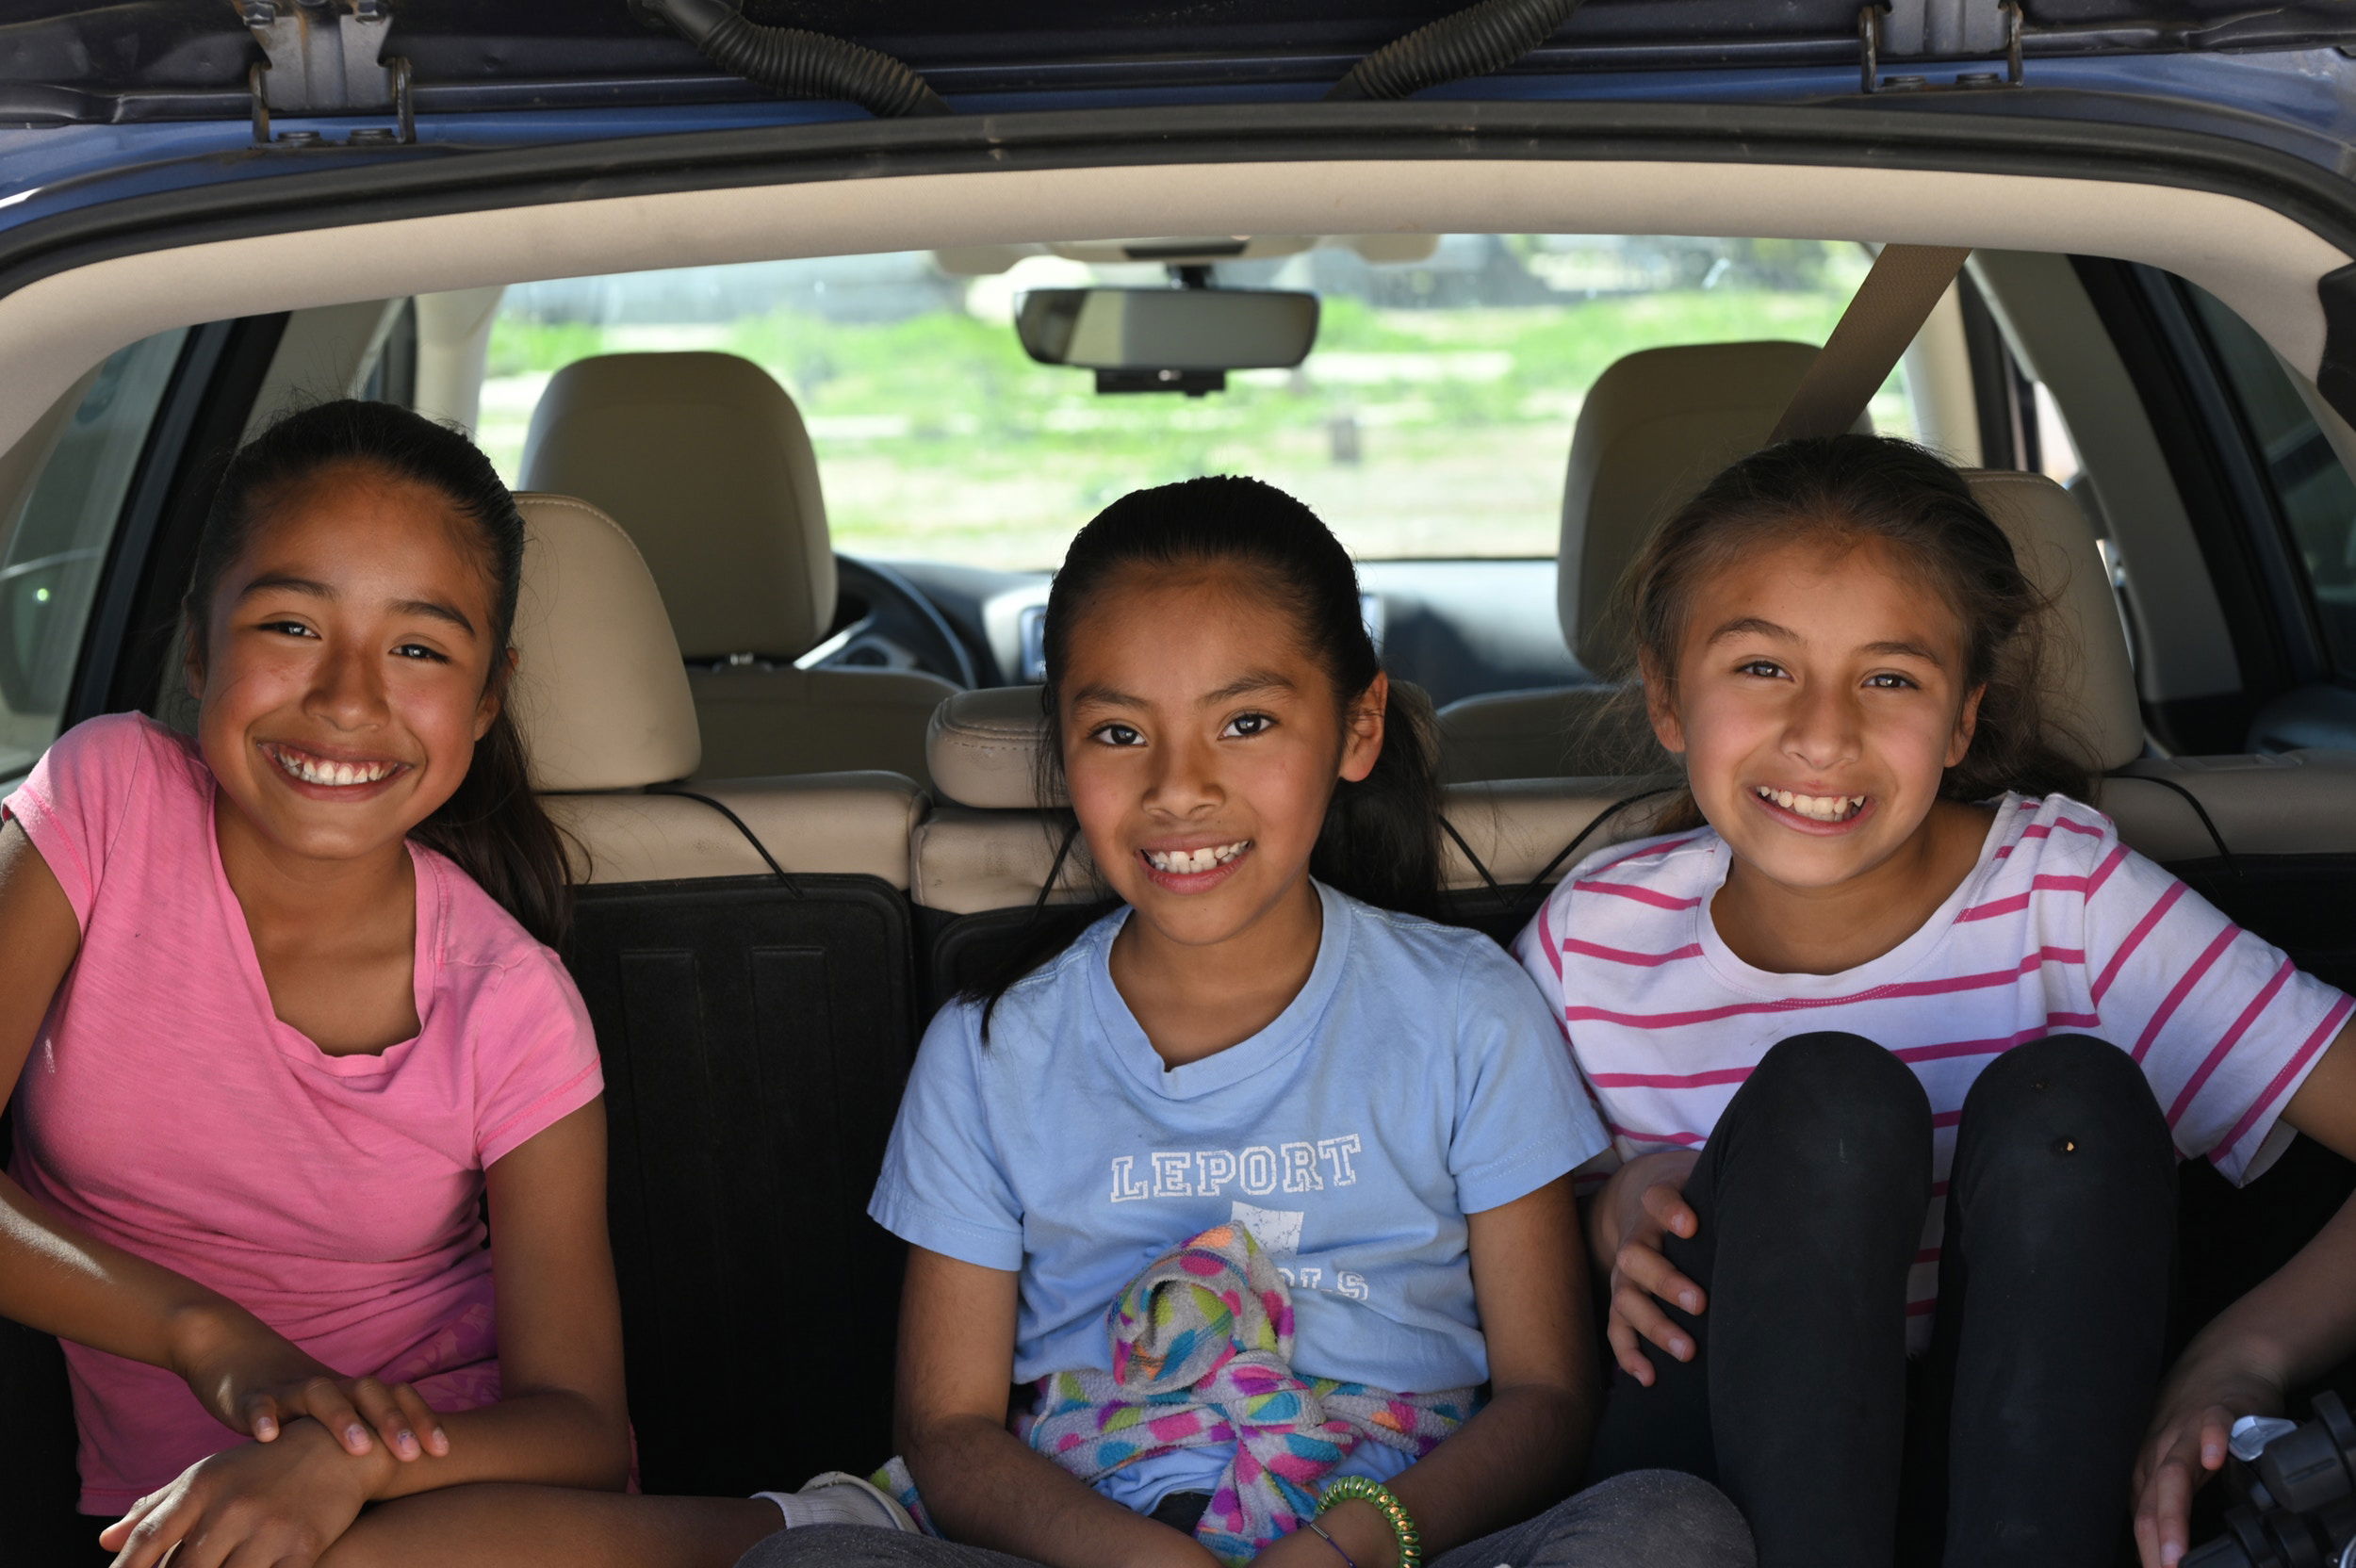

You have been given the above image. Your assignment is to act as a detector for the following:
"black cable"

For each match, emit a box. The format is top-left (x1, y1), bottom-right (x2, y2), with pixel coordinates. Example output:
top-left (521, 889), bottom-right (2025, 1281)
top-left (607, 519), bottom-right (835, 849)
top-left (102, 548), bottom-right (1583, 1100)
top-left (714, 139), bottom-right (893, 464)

top-left (1030, 820), bottom-right (1081, 919)
top-left (2107, 772), bottom-right (2237, 878)
top-left (643, 0), bottom-right (950, 118)
top-left (651, 786), bottom-right (802, 891)
top-left (1326, 0), bottom-right (1581, 103)
top-left (1439, 784), bottom-right (1677, 921)
top-left (1440, 816), bottom-right (1505, 897)
top-left (1514, 787), bottom-right (1677, 918)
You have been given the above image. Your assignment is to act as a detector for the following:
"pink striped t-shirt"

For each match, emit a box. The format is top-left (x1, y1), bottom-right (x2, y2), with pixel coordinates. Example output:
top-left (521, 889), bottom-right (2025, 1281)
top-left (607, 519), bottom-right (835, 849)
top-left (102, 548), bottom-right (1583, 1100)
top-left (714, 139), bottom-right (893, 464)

top-left (3, 714), bottom-right (603, 1511)
top-left (1513, 792), bottom-right (2352, 1353)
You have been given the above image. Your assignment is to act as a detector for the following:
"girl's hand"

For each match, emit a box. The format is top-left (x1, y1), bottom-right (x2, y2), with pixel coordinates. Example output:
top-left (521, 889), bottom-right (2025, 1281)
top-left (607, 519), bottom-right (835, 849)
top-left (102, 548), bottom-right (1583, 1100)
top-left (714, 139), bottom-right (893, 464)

top-left (97, 1418), bottom-right (377, 1568)
top-left (1596, 1151), bottom-right (1705, 1386)
top-left (173, 1312), bottom-right (448, 1462)
top-left (2133, 1349), bottom-right (2287, 1568)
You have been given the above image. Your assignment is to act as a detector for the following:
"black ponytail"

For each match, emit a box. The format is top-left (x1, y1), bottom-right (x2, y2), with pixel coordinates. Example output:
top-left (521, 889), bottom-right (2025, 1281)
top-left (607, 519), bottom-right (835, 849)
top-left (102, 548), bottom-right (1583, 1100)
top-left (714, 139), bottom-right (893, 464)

top-left (962, 476), bottom-right (1442, 1029)
top-left (183, 400), bottom-right (573, 947)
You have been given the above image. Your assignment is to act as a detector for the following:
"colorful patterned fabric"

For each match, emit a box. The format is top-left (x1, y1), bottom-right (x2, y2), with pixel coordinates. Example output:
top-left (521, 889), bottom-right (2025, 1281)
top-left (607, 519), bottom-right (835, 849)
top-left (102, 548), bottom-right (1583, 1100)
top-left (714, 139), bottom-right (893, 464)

top-left (874, 1222), bottom-right (1473, 1564)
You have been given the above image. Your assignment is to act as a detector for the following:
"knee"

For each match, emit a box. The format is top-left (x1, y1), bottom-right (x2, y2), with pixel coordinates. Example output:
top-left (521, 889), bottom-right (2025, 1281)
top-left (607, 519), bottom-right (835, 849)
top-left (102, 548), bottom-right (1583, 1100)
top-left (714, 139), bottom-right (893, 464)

top-left (1544, 1471), bottom-right (1757, 1568)
top-left (1732, 1032), bottom-right (1930, 1167)
top-left (1966, 1035), bottom-right (2170, 1159)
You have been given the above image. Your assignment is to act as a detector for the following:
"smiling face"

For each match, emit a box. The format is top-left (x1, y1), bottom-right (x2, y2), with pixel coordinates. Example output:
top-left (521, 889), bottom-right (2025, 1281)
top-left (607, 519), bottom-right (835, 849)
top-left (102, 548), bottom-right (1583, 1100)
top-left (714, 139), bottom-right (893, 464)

top-left (1057, 563), bottom-right (1383, 955)
top-left (1647, 533), bottom-right (1984, 893)
top-left (188, 461), bottom-right (504, 871)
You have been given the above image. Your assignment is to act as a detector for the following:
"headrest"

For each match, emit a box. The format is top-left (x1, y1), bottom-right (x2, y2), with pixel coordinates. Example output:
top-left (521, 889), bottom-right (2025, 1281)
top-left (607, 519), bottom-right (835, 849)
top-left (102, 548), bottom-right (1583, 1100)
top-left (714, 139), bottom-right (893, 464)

top-left (509, 493), bottom-right (701, 792)
top-left (518, 351), bottom-right (835, 662)
top-left (928, 684), bottom-right (1056, 808)
top-left (1562, 341), bottom-right (1869, 674)
top-left (1962, 469), bottom-right (2144, 773)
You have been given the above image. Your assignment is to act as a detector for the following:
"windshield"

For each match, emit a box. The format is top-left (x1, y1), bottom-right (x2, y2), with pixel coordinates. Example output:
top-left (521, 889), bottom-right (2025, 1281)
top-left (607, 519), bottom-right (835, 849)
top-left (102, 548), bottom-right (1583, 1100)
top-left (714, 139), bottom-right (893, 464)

top-left (481, 236), bottom-right (1916, 568)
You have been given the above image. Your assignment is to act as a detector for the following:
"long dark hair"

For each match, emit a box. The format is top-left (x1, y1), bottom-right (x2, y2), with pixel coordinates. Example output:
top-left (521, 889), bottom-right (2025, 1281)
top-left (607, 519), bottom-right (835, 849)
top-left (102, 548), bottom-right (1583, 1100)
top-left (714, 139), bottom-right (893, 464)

top-left (1614, 433), bottom-right (2091, 831)
top-left (182, 400), bottom-right (572, 946)
top-left (964, 475), bottom-right (1443, 1027)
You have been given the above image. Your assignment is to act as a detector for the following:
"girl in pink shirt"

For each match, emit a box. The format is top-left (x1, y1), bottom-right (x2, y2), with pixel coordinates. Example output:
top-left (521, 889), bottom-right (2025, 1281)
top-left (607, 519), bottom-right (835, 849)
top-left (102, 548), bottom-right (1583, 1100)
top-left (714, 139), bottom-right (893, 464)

top-left (1513, 436), bottom-right (2356, 1568)
top-left (0, 401), bottom-right (626, 1565)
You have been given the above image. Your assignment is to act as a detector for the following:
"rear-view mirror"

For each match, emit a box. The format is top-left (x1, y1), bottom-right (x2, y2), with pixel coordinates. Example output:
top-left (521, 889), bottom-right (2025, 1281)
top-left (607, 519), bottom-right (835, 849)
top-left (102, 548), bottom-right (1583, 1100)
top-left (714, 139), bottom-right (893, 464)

top-left (1015, 287), bottom-right (1319, 394)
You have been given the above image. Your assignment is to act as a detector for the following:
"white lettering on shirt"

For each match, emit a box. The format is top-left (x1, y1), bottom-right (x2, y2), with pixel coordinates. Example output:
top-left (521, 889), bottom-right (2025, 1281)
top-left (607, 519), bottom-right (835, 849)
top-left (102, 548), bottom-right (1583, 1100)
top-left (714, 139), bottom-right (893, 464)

top-left (1106, 1134), bottom-right (1363, 1204)
top-left (1109, 1156), bottom-right (1151, 1202)
top-left (1152, 1151), bottom-right (1194, 1198)
top-left (1280, 1140), bottom-right (1323, 1194)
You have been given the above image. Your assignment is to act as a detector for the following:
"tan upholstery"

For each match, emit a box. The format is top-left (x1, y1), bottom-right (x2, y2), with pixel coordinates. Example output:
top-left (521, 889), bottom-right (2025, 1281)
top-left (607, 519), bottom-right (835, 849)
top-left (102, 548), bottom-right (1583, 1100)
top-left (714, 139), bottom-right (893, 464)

top-left (1442, 342), bottom-right (1862, 781)
top-left (908, 683), bottom-right (1682, 911)
top-left (509, 492), bottom-right (922, 890)
top-left (1969, 469), bottom-right (2142, 773)
top-left (1441, 338), bottom-right (2146, 782)
top-left (521, 351), bottom-right (834, 661)
top-left (2102, 752), bottom-right (2356, 861)
top-left (1443, 468), bottom-right (2145, 783)
top-left (510, 493), bottom-right (700, 792)
top-left (691, 665), bottom-right (953, 785)
top-left (544, 776), bottom-right (924, 889)
top-left (1437, 692), bottom-right (1658, 789)
top-left (910, 808), bottom-right (1098, 915)
top-left (1440, 779), bottom-right (1680, 886)
top-left (928, 684), bottom-right (1057, 809)
top-left (518, 351), bottom-right (957, 785)
top-left (1562, 341), bottom-right (1860, 672)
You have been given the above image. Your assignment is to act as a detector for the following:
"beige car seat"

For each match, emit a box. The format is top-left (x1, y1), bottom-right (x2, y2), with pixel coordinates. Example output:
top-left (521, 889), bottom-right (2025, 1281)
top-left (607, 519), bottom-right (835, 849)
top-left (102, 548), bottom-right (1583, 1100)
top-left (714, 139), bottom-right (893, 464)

top-left (503, 490), bottom-right (925, 1494)
top-left (1436, 341), bottom-right (1869, 782)
top-left (507, 491), bottom-right (924, 888)
top-left (519, 351), bottom-right (957, 787)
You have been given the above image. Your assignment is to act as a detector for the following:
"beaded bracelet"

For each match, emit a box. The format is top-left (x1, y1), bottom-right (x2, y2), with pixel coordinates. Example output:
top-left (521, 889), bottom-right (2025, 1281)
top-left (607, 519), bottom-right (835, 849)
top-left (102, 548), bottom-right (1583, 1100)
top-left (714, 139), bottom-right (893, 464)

top-left (1317, 1477), bottom-right (1421, 1568)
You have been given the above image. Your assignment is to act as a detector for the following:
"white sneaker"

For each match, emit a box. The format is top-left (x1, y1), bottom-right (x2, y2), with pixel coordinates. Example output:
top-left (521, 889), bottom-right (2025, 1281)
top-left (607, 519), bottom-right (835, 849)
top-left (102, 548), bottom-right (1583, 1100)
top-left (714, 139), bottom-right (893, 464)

top-left (755, 1471), bottom-right (920, 1533)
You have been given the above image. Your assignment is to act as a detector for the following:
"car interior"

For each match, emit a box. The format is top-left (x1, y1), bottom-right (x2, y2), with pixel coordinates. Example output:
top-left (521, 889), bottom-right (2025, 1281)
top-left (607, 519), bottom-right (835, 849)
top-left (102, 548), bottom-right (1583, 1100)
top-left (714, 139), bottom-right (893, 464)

top-left (7, 149), bottom-right (2356, 1560)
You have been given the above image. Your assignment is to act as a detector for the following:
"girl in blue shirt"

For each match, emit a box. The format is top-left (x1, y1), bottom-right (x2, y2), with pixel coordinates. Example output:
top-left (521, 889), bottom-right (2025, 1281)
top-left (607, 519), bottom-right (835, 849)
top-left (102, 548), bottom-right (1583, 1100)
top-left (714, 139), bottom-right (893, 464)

top-left (743, 479), bottom-right (1752, 1568)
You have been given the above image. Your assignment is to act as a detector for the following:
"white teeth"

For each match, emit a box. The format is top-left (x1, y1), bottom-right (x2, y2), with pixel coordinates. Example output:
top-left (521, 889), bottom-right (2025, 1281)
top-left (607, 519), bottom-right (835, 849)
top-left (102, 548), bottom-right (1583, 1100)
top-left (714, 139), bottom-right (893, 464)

top-left (270, 747), bottom-right (396, 788)
top-left (1146, 840), bottom-right (1251, 874)
top-left (1752, 787), bottom-right (1867, 823)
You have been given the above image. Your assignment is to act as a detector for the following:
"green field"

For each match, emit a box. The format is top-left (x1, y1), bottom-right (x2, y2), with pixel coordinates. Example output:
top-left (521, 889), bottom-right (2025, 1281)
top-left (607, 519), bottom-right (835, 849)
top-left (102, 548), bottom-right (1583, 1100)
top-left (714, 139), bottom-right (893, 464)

top-left (482, 284), bottom-right (1910, 567)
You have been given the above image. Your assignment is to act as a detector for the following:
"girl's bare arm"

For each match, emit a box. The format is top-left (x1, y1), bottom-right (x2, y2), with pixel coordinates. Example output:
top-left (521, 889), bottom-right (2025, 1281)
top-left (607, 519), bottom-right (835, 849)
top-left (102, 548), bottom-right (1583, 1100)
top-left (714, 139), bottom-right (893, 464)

top-left (896, 1246), bottom-right (1219, 1568)
top-left (2136, 1024), bottom-right (2356, 1567)
top-left (0, 820), bottom-right (428, 1453)
top-left (1270, 1176), bottom-right (1594, 1568)
top-left (101, 1100), bottom-right (633, 1568)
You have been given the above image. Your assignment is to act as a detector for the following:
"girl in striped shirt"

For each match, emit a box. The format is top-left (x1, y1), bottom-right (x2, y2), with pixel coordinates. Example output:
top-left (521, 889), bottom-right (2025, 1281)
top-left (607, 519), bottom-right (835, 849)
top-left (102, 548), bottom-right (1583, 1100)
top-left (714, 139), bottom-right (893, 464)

top-left (1512, 435), bottom-right (2356, 1568)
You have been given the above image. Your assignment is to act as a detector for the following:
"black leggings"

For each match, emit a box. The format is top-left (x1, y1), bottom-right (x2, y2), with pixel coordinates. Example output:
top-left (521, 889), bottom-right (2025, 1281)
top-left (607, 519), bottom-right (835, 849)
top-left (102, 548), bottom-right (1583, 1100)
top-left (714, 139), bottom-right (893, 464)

top-left (1584, 1032), bottom-right (2176, 1568)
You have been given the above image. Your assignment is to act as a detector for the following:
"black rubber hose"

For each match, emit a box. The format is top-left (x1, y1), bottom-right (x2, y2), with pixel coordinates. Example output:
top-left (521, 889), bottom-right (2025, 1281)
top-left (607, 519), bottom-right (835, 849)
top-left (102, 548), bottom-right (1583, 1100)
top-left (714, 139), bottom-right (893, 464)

top-left (1326, 0), bottom-right (1581, 102)
top-left (644, 0), bottom-right (951, 118)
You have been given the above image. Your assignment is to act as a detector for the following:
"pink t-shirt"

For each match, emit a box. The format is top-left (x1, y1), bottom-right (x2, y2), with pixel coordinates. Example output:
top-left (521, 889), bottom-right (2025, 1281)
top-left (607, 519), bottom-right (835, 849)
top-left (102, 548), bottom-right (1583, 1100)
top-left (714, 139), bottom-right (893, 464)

top-left (1515, 792), bottom-right (2353, 1355)
top-left (3, 713), bottom-right (602, 1512)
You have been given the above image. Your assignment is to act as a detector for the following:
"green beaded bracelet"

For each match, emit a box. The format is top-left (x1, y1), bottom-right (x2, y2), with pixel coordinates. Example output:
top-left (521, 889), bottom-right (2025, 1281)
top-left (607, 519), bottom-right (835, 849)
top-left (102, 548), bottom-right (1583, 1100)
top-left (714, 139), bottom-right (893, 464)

top-left (1317, 1477), bottom-right (1422, 1568)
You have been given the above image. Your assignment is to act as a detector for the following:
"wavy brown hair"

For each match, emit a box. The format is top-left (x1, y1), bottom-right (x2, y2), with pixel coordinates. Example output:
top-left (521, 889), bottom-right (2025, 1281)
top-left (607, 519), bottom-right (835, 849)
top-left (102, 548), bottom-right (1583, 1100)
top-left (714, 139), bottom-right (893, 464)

top-left (183, 400), bottom-right (573, 946)
top-left (1608, 433), bottom-right (2093, 832)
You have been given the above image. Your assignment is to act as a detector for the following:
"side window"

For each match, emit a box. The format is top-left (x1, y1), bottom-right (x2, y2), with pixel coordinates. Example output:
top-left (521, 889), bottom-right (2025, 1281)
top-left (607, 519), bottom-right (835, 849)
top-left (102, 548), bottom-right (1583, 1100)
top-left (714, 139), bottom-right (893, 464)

top-left (2184, 285), bottom-right (2356, 676)
top-left (0, 329), bottom-right (191, 777)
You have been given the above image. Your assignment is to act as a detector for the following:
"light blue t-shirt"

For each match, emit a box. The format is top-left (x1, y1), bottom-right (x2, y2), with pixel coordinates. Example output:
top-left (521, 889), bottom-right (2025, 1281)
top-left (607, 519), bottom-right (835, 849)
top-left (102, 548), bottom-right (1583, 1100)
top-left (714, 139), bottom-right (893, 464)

top-left (869, 881), bottom-right (1607, 1511)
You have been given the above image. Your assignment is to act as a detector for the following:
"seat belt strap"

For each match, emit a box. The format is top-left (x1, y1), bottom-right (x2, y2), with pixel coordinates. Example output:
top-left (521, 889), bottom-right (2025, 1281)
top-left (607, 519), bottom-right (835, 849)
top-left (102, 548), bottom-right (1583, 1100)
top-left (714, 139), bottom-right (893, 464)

top-left (1769, 243), bottom-right (1971, 444)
